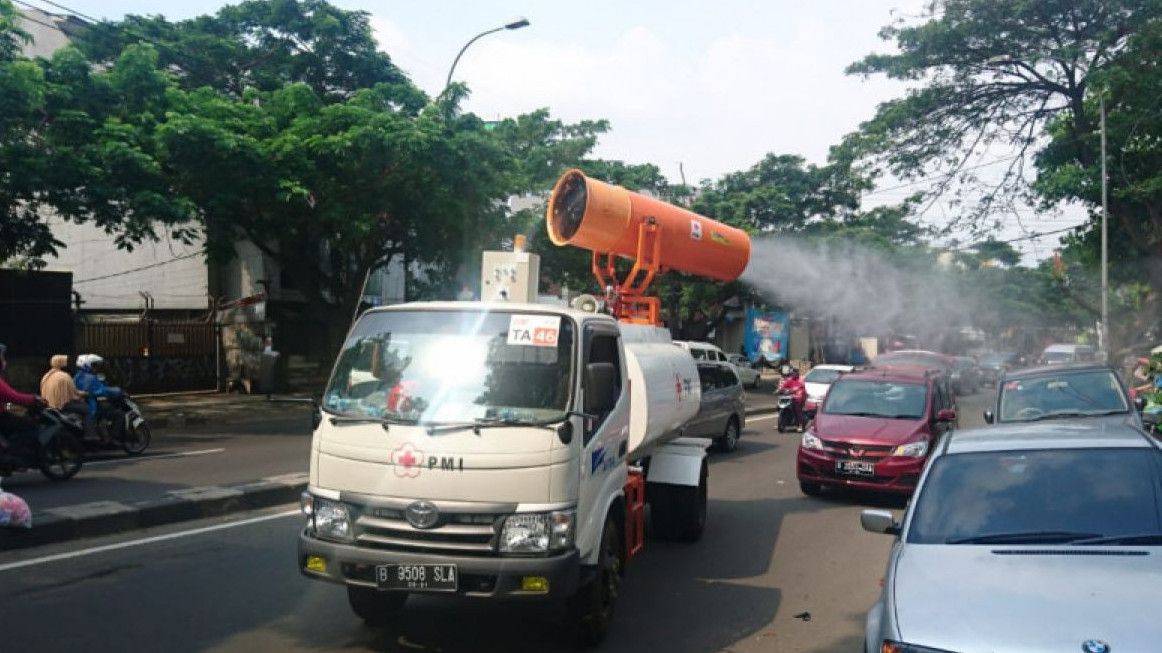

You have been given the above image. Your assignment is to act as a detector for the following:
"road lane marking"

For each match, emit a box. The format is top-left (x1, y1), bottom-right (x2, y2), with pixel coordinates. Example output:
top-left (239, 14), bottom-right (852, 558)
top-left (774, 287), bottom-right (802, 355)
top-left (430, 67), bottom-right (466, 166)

top-left (85, 448), bottom-right (225, 466)
top-left (749, 414), bottom-right (777, 422)
top-left (0, 509), bottom-right (300, 573)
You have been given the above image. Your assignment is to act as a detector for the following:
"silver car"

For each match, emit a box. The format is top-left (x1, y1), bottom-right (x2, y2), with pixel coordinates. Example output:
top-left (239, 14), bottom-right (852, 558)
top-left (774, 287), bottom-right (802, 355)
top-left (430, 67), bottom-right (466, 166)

top-left (689, 362), bottom-right (747, 452)
top-left (863, 421), bottom-right (1162, 653)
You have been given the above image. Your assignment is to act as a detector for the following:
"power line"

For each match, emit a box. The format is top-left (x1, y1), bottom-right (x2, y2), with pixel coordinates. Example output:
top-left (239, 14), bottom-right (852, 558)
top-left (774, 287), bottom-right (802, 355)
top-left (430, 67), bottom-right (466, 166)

top-left (863, 155), bottom-right (1022, 197)
top-left (72, 252), bottom-right (204, 284)
top-left (22, 0), bottom-right (99, 24)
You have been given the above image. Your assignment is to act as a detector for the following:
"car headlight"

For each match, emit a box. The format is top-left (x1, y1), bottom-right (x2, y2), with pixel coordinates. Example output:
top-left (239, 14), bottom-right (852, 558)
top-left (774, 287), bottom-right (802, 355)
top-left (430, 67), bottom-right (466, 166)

top-left (500, 509), bottom-right (575, 554)
top-left (891, 440), bottom-right (929, 458)
top-left (311, 497), bottom-right (353, 542)
top-left (881, 641), bottom-right (957, 653)
top-left (800, 432), bottom-right (823, 450)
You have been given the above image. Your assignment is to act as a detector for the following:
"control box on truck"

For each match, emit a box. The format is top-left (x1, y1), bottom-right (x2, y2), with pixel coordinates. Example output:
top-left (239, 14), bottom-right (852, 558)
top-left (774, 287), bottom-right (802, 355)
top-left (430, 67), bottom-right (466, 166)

top-left (297, 170), bottom-right (751, 645)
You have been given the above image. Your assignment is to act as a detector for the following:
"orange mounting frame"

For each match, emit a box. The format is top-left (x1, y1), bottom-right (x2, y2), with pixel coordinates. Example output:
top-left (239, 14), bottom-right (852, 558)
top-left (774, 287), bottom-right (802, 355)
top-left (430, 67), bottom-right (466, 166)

top-left (624, 467), bottom-right (646, 560)
top-left (591, 218), bottom-right (665, 325)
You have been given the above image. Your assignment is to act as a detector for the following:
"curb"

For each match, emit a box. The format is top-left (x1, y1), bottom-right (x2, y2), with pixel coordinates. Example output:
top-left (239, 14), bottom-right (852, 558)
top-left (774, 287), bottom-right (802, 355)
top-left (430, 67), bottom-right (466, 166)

top-left (0, 474), bottom-right (307, 552)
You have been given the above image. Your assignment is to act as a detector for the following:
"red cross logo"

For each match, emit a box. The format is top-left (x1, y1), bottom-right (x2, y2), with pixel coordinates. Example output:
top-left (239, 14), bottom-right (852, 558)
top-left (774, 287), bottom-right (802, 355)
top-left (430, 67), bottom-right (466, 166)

top-left (391, 442), bottom-right (424, 478)
top-left (674, 373), bottom-right (683, 401)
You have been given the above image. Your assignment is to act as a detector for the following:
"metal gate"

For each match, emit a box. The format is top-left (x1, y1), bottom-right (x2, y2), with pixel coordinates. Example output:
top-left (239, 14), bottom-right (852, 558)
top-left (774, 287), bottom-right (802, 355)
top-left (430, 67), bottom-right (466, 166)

top-left (76, 321), bottom-right (218, 393)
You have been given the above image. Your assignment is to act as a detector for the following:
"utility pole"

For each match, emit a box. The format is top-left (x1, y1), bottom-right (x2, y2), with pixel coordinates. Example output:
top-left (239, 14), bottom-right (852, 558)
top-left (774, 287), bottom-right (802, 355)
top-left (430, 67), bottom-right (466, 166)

top-left (1100, 94), bottom-right (1109, 362)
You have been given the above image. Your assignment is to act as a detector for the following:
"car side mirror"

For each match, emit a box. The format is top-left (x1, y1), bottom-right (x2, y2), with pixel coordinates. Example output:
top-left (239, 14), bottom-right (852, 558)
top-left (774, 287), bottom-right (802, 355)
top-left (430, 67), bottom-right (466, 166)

top-left (936, 408), bottom-right (957, 422)
top-left (1134, 396), bottom-right (1146, 413)
top-left (983, 410), bottom-right (995, 424)
top-left (860, 509), bottom-right (900, 536)
top-left (584, 362), bottom-right (618, 415)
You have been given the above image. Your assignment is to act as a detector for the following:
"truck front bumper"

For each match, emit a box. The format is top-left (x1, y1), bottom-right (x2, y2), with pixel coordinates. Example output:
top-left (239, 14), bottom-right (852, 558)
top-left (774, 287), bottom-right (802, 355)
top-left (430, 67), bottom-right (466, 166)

top-left (299, 530), bottom-right (581, 600)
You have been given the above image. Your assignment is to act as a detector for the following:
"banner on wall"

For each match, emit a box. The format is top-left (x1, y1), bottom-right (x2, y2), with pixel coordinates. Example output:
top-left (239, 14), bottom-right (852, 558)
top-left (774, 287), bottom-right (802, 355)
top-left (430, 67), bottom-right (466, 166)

top-left (744, 308), bottom-right (790, 363)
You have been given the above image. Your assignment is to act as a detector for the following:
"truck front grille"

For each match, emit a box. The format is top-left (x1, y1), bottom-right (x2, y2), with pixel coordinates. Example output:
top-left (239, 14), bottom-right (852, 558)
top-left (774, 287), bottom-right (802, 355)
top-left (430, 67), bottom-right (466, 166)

top-left (353, 511), bottom-right (502, 557)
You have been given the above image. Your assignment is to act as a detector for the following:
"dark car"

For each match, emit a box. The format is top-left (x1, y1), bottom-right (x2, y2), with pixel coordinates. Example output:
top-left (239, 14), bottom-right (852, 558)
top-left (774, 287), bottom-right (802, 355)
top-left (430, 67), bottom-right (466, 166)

top-left (872, 350), bottom-right (959, 394)
top-left (690, 362), bottom-right (747, 452)
top-left (984, 362), bottom-right (1142, 429)
top-left (797, 367), bottom-right (958, 496)
top-left (976, 351), bottom-right (1019, 385)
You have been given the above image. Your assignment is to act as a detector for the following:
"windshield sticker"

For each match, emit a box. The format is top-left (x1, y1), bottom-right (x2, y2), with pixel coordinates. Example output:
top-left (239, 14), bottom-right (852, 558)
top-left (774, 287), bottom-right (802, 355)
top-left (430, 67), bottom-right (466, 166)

top-left (690, 219), bottom-right (703, 241)
top-left (507, 314), bottom-right (561, 347)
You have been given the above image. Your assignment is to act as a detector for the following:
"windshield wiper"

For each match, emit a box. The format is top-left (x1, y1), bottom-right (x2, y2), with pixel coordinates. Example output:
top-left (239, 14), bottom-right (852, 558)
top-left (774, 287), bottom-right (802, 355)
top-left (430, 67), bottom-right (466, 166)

top-left (426, 416), bottom-right (561, 436)
top-left (947, 530), bottom-right (1102, 545)
top-left (327, 414), bottom-right (419, 430)
top-left (1070, 533), bottom-right (1162, 546)
top-left (837, 411), bottom-right (886, 418)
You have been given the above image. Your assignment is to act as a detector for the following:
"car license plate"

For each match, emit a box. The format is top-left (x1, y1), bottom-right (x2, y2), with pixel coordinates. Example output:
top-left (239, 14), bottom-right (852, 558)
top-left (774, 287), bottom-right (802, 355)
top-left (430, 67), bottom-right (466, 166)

top-left (376, 564), bottom-right (458, 592)
top-left (836, 460), bottom-right (875, 477)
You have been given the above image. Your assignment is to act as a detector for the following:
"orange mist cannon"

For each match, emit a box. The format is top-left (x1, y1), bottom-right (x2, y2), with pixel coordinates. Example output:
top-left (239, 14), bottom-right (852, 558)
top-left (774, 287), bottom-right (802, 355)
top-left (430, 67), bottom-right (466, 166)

top-left (546, 169), bottom-right (751, 325)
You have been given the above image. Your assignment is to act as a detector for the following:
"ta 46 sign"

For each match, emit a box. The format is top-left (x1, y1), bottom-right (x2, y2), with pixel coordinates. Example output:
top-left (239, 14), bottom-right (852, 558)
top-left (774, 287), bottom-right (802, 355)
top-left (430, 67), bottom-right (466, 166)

top-left (507, 314), bottom-right (561, 347)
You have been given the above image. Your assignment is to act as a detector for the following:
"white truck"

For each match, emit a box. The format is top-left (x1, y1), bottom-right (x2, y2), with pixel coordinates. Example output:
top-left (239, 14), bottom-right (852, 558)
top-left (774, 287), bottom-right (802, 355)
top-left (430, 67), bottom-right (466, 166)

top-left (297, 170), bottom-right (751, 645)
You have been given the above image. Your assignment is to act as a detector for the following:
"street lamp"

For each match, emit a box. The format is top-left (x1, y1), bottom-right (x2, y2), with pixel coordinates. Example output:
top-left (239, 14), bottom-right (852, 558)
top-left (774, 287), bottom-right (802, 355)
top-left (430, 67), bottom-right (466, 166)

top-left (442, 17), bottom-right (530, 95)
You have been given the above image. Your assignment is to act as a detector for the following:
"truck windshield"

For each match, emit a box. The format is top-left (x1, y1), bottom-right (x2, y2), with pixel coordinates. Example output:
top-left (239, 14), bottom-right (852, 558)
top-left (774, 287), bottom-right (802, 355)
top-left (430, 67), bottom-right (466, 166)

top-left (323, 309), bottom-right (575, 424)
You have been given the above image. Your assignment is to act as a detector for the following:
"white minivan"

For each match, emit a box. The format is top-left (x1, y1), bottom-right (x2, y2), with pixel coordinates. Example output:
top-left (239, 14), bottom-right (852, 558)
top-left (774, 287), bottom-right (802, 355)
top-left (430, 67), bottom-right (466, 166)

top-left (674, 341), bottom-right (761, 388)
top-left (1039, 343), bottom-right (1097, 365)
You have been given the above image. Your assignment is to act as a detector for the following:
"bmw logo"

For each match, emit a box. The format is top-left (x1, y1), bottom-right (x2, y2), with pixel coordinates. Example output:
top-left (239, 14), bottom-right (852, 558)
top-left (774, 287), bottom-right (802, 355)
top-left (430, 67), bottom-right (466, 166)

top-left (405, 501), bottom-right (440, 529)
top-left (1082, 640), bottom-right (1110, 653)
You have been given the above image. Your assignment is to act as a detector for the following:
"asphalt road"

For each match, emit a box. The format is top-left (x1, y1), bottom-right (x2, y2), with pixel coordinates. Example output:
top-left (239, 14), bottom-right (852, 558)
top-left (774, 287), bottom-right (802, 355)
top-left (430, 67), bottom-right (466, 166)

top-left (0, 390), bottom-right (993, 653)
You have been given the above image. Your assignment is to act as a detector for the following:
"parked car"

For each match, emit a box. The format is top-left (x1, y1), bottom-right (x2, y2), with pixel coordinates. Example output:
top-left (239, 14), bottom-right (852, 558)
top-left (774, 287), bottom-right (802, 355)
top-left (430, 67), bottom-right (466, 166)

top-left (690, 362), bottom-right (747, 452)
top-left (862, 421), bottom-right (1162, 653)
top-left (726, 353), bottom-right (761, 388)
top-left (802, 364), bottom-right (853, 417)
top-left (950, 356), bottom-right (982, 395)
top-left (977, 350), bottom-right (1019, 385)
top-left (984, 362), bottom-right (1141, 428)
top-left (1039, 342), bottom-right (1097, 365)
top-left (797, 367), bottom-right (957, 496)
top-left (673, 340), bottom-right (729, 363)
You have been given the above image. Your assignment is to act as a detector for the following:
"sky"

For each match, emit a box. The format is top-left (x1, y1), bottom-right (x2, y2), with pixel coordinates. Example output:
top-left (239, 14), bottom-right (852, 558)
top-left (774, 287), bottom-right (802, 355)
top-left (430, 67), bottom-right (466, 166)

top-left (24, 0), bottom-right (1086, 259)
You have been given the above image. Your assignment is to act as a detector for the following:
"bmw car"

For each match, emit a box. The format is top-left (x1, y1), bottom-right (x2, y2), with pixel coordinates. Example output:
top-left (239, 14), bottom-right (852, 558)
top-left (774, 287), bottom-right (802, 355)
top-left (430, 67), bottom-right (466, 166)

top-left (862, 421), bottom-right (1162, 652)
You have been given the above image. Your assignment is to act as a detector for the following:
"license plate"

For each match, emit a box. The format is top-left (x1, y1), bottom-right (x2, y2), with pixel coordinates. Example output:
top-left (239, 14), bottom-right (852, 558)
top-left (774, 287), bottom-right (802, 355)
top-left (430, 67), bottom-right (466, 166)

top-left (836, 460), bottom-right (875, 477)
top-left (376, 564), bottom-right (458, 592)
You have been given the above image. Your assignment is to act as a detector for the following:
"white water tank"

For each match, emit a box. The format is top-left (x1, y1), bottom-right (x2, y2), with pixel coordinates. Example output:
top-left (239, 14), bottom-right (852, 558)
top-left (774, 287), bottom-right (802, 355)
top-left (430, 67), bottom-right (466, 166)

top-left (621, 325), bottom-right (701, 459)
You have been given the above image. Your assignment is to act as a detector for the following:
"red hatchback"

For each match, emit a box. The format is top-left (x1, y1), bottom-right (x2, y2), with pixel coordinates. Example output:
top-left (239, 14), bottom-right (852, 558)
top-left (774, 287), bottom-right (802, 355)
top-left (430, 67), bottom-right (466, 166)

top-left (796, 368), bottom-right (957, 496)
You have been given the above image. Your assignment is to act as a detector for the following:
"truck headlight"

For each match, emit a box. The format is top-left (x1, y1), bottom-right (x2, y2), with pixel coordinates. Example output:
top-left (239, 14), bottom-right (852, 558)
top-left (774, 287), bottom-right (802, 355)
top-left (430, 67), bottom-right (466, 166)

top-left (801, 432), bottom-right (824, 450)
top-left (312, 497), bottom-right (353, 542)
top-left (891, 440), bottom-right (929, 458)
top-left (500, 509), bottom-right (575, 554)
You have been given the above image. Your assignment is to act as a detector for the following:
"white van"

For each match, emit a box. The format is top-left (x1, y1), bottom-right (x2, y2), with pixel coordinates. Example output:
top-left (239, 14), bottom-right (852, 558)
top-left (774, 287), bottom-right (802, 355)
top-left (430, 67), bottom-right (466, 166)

top-left (1039, 343), bottom-right (1097, 365)
top-left (673, 340), bottom-right (729, 363)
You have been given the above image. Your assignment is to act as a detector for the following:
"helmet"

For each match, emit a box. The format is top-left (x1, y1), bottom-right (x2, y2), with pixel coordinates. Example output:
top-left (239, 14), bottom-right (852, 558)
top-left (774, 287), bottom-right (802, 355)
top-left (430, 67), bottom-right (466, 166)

top-left (0, 491), bottom-right (32, 529)
top-left (787, 368), bottom-right (799, 379)
top-left (77, 354), bottom-right (103, 370)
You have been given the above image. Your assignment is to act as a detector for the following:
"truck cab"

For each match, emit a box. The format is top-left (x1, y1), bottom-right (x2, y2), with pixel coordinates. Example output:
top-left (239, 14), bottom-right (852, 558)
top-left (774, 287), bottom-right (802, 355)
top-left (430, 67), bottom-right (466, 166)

top-left (298, 301), bottom-right (705, 644)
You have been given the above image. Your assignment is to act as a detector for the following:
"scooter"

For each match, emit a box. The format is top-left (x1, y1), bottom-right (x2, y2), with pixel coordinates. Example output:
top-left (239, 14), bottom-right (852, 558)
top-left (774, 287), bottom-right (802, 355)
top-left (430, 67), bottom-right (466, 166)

top-left (89, 395), bottom-right (151, 456)
top-left (0, 406), bottom-right (85, 480)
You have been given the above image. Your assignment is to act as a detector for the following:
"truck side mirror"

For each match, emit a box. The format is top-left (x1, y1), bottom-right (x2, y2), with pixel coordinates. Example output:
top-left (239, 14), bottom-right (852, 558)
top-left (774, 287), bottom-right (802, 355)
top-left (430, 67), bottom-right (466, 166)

top-left (584, 362), bottom-right (618, 416)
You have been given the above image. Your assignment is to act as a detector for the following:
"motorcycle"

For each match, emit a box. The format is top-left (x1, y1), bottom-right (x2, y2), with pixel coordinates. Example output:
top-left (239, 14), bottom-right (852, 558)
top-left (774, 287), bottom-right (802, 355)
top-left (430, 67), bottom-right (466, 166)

top-left (776, 390), bottom-right (806, 433)
top-left (0, 406), bottom-right (85, 480)
top-left (88, 395), bottom-right (151, 456)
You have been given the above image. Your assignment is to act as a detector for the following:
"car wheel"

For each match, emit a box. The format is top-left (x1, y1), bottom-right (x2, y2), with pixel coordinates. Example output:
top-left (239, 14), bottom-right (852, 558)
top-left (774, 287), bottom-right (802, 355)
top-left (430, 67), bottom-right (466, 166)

top-left (799, 481), bottom-right (822, 496)
top-left (749, 376), bottom-right (760, 389)
top-left (347, 587), bottom-right (407, 626)
top-left (716, 417), bottom-right (740, 452)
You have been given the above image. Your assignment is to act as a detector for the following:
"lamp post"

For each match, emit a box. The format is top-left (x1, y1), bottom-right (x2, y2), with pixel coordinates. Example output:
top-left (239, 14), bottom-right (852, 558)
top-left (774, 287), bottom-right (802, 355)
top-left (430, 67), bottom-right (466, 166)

top-left (442, 17), bottom-right (530, 95)
top-left (1100, 93), bottom-right (1109, 361)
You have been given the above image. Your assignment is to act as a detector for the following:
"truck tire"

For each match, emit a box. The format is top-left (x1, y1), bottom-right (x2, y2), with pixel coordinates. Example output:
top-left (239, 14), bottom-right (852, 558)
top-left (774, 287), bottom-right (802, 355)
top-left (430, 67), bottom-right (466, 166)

top-left (347, 586), bottom-right (407, 626)
top-left (570, 515), bottom-right (622, 647)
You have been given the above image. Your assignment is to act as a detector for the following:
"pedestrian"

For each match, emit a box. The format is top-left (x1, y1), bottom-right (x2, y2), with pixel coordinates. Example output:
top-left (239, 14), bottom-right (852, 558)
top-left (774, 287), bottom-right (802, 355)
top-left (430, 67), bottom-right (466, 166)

top-left (40, 354), bottom-right (88, 420)
top-left (0, 343), bottom-right (47, 459)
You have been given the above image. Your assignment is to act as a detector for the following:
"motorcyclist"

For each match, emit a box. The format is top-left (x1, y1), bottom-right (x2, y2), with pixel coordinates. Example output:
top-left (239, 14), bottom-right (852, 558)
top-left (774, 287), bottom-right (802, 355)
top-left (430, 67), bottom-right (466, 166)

top-left (73, 354), bottom-right (125, 443)
top-left (776, 366), bottom-right (807, 431)
top-left (40, 354), bottom-right (88, 421)
top-left (0, 343), bottom-right (48, 459)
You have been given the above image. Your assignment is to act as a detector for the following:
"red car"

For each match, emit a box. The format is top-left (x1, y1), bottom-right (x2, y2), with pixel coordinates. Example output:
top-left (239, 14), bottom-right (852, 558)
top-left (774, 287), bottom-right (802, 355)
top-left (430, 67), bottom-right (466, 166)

top-left (797, 367), bottom-right (957, 496)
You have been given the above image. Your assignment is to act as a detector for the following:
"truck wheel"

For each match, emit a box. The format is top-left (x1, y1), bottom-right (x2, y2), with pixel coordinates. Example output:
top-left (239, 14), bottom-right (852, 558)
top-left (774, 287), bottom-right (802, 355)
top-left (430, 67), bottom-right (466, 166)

top-left (672, 461), bottom-right (708, 542)
top-left (347, 586), bottom-right (407, 626)
top-left (716, 417), bottom-right (740, 452)
top-left (570, 516), bottom-right (622, 647)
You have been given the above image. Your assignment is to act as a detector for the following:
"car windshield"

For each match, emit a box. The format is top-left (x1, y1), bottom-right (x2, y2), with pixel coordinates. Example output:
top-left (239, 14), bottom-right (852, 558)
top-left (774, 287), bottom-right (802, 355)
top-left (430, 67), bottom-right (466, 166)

top-left (323, 310), bottom-right (574, 423)
top-left (908, 448), bottom-right (1162, 545)
top-left (998, 370), bottom-right (1128, 422)
top-left (822, 379), bottom-right (927, 419)
top-left (804, 368), bottom-right (842, 384)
